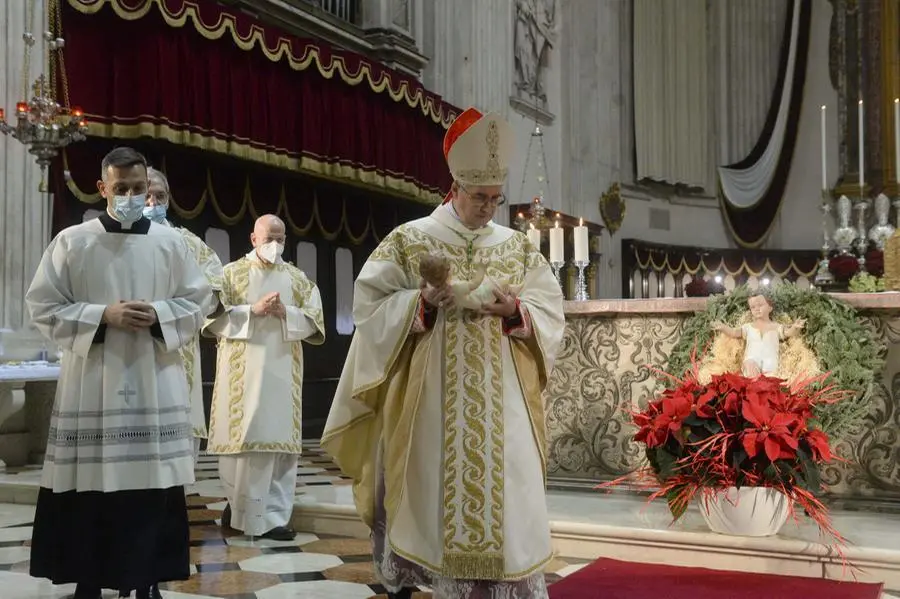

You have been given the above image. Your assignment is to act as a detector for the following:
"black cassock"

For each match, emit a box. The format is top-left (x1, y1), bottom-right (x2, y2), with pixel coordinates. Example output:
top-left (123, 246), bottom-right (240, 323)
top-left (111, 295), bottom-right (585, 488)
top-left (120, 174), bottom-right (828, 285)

top-left (29, 214), bottom-right (190, 593)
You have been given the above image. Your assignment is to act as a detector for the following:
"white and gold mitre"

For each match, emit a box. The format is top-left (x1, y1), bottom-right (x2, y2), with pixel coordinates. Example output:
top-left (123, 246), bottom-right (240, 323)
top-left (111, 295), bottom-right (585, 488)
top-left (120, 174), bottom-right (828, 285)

top-left (443, 107), bottom-right (515, 188)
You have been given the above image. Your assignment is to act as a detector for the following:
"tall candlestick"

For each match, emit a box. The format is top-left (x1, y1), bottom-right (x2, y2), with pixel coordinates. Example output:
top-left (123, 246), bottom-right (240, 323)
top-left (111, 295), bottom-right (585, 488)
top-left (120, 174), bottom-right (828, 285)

top-left (858, 99), bottom-right (865, 190)
top-left (574, 218), bottom-right (589, 262)
top-left (820, 105), bottom-right (827, 190)
top-left (527, 224), bottom-right (541, 249)
top-left (894, 98), bottom-right (899, 185)
top-left (549, 220), bottom-right (564, 263)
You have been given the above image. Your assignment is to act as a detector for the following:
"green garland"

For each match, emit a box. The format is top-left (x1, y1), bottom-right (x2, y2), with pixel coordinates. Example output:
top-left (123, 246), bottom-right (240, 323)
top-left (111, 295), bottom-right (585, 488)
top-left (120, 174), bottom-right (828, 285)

top-left (666, 285), bottom-right (884, 440)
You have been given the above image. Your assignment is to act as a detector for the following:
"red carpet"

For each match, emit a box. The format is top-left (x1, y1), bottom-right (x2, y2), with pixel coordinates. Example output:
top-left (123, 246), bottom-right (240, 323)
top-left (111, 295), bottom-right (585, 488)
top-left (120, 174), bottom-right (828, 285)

top-left (548, 558), bottom-right (884, 599)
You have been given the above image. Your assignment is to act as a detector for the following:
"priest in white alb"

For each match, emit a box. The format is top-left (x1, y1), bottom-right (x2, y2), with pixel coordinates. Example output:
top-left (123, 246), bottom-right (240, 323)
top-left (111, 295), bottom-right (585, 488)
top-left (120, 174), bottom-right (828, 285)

top-left (25, 147), bottom-right (212, 599)
top-left (205, 214), bottom-right (325, 541)
top-left (144, 167), bottom-right (224, 465)
top-left (322, 108), bottom-right (566, 599)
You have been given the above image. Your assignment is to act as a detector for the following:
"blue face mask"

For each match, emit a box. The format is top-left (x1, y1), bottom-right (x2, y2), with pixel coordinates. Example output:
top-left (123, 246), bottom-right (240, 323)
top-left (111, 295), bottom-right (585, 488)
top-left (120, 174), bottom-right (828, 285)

top-left (143, 204), bottom-right (167, 224)
top-left (112, 194), bottom-right (147, 223)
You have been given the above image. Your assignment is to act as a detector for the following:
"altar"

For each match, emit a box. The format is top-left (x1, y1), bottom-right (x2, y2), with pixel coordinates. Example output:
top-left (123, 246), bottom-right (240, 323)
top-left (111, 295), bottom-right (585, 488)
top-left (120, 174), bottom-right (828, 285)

top-left (545, 294), bottom-right (900, 509)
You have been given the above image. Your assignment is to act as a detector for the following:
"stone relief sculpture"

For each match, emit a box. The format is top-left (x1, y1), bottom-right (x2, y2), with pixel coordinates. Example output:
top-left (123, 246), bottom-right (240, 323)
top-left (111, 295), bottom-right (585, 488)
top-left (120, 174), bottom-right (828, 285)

top-left (514, 0), bottom-right (557, 104)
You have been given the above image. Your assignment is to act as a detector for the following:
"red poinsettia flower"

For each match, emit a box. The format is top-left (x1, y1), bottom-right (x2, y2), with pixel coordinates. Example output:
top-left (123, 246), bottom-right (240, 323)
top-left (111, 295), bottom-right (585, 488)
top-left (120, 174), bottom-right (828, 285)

top-left (741, 397), bottom-right (800, 462)
top-left (694, 388), bottom-right (717, 418)
top-left (634, 410), bottom-right (667, 448)
top-left (804, 429), bottom-right (833, 462)
top-left (657, 392), bottom-right (694, 434)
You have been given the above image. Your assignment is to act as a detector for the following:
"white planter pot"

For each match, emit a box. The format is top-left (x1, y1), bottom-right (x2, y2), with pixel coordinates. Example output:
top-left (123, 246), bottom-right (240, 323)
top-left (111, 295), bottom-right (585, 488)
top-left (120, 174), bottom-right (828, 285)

top-left (699, 487), bottom-right (790, 537)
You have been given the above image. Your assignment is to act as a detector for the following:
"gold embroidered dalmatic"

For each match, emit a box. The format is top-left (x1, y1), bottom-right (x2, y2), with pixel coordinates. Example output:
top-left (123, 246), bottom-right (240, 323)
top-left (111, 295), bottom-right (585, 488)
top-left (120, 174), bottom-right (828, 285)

top-left (173, 225), bottom-right (224, 439)
top-left (205, 251), bottom-right (325, 454)
top-left (322, 207), bottom-right (565, 581)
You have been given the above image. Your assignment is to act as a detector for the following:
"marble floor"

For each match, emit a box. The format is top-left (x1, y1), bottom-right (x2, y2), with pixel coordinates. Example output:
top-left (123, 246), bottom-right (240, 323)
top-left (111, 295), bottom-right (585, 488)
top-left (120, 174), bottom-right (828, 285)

top-left (0, 448), bottom-right (589, 599)
top-left (1, 444), bottom-right (898, 598)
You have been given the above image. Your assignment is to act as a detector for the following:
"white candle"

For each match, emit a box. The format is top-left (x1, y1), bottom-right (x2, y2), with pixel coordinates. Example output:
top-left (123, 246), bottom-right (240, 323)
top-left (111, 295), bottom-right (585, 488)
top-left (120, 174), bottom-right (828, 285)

top-left (858, 99), bottom-right (865, 189)
top-left (527, 224), bottom-right (541, 249)
top-left (574, 218), bottom-right (589, 262)
top-left (549, 220), bottom-right (564, 263)
top-left (894, 98), bottom-right (899, 184)
top-left (820, 105), bottom-right (827, 190)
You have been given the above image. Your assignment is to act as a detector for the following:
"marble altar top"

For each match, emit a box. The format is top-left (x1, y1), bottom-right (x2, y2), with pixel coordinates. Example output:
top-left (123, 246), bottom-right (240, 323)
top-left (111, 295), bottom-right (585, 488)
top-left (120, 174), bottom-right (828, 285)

top-left (0, 361), bottom-right (61, 383)
top-left (565, 292), bottom-right (900, 315)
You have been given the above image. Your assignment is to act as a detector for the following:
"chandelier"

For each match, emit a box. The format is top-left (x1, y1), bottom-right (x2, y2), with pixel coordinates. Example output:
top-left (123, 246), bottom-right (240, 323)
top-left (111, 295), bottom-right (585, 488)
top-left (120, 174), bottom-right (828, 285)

top-left (514, 123), bottom-right (556, 232)
top-left (0, 0), bottom-right (87, 191)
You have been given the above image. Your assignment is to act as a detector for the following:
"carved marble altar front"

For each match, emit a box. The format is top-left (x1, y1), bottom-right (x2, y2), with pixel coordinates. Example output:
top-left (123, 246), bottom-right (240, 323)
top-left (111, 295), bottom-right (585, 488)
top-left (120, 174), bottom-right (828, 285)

top-left (545, 295), bottom-right (900, 507)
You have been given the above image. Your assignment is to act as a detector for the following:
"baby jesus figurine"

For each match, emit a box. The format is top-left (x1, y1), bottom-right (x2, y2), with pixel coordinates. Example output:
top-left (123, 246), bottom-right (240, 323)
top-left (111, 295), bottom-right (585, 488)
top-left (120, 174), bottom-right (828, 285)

top-left (712, 294), bottom-right (805, 378)
top-left (418, 253), bottom-right (515, 311)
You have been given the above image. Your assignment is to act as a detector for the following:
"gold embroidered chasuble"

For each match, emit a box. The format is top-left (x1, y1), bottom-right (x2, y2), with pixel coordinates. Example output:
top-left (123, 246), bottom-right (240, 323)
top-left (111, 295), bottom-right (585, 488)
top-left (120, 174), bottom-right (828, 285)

top-left (205, 251), bottom-right (325, 454)
top-left (322, 207), bottom-right (565, 581)
top-left (172, 224), bottom-right (224, 439)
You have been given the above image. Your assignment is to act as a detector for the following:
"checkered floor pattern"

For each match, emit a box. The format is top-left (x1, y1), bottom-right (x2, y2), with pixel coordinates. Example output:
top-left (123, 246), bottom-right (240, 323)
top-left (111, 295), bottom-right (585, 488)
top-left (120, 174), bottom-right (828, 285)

top-left (0, 445), bottom-right (589, 598)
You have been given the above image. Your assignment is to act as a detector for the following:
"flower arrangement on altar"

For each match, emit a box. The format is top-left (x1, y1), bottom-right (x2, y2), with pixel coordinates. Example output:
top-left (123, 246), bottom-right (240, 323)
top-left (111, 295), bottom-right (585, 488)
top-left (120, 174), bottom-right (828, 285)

top-left (621, 362), bottom-right (848, 544)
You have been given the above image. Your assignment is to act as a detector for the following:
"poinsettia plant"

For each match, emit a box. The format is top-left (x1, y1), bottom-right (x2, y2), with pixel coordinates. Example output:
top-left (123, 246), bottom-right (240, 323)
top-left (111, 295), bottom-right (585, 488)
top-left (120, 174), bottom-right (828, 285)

top-left (611, 355), bottom-right (850, 546)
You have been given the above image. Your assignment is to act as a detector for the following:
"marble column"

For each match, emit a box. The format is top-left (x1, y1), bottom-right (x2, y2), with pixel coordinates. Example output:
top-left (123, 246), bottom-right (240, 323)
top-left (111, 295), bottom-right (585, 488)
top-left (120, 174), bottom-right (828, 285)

top-left (559, 0), bottom-right (630, 296)
top-left (420, 0), bottom-right (516, 225)
top-left (0, 0), bottom-right (51, 332)
top-left (421, 0), bottom-right (513, 114)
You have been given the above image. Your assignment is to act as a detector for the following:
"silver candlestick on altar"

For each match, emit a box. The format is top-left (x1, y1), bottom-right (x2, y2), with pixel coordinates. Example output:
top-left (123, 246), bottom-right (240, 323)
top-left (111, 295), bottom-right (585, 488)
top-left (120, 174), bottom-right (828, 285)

top-left (573, 260), bottom-right (589, 301)
top-left (814, 189), bottom-right (834, 286)
top-left (550, 260), bottom-right (564, 291)
top-left (853, 193), bottom-right (870, 271)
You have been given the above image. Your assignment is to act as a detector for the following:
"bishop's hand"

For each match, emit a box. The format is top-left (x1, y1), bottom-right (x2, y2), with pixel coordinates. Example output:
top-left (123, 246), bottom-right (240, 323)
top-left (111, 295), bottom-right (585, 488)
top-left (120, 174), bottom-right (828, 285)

top-left (481, 288), bottom-right (518, 319)
top-left (420, 280), bottom-right (454, 309)
top-left (103, 301), bottom-right (158, 331)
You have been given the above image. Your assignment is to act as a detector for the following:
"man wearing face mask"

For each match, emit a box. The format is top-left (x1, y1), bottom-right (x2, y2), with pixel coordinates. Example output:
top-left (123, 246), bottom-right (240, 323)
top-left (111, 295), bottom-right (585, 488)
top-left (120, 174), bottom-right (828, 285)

top-left (24, 147), bottom-right (212, 599)
top-left (203, 214), bottom-right (325, 541)
top-left (145, 167), bottom-right (224, 467)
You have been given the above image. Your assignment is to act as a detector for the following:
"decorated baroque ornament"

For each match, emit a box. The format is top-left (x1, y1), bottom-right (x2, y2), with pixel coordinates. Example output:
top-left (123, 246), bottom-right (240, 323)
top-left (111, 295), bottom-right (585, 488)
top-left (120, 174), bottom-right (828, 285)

top-left (599, 182), bottom-right (625, 235)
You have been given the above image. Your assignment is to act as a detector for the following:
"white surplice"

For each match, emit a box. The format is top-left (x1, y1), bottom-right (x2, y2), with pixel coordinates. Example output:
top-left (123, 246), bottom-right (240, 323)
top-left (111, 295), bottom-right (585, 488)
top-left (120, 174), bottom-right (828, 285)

top-left (25, 218), bottom-right (212, 493)
top-left (204, 250), bottom-right (325, 534)
top-left (323, 206), bottom-right (565, 588)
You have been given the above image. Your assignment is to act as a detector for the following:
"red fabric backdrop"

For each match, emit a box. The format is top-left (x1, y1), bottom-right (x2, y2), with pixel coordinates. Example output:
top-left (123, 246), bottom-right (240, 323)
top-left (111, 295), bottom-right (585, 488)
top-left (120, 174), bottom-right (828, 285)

top-left (61, 0), bottom-right (455, 199)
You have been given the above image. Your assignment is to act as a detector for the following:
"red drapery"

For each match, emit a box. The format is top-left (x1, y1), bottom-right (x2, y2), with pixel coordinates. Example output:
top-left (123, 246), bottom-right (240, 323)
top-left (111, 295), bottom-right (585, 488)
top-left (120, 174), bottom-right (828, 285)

top-left (54, 139), bottom-right (428, 243)
top-left (61, 0), bottom-right (456, 202)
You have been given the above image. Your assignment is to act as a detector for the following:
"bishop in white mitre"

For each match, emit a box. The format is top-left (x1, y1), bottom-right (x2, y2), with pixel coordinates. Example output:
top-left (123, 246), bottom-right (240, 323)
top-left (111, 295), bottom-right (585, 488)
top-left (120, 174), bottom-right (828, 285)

top-left (322, 108), bottom-right (565, 599)
top-left (25, 147), bottom-right (212, 599)
top-left (204, 214), bottom-right (325, 541)
top-left (145, 167), bottom-right (224, 465)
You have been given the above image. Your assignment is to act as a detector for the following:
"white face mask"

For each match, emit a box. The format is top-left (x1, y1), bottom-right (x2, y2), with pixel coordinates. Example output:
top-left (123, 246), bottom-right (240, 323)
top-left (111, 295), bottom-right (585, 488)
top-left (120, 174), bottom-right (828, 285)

top-left (142, 204), bottom-right (167, 224)
top-left (257, 240), bottom-right (284, 263)
top-left (112, 194), bottom-right (147, 223)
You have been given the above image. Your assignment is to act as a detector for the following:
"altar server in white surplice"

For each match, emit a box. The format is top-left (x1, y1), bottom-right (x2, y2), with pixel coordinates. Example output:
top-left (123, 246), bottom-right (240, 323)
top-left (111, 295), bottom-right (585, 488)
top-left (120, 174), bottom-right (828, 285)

top-left (144, 167), bottom-right (224, 466)
top-left (204, 214), bottom-right (325, 541)
top-left (25, 147), bottom-right (211, 599)
top-left (322, 108), bottom-right (565, 599)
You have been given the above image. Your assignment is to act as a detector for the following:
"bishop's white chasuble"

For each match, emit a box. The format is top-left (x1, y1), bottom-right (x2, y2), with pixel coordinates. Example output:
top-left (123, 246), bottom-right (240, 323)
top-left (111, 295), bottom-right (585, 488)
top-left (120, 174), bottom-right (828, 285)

top-left (205, 251), bottom-right (325, 455)
top-left (25, 217), bottom-right (212, 493)
top-left (170, 224), bottom-right (224, 439)
top-left (322, 206), bottom-right (565, 583)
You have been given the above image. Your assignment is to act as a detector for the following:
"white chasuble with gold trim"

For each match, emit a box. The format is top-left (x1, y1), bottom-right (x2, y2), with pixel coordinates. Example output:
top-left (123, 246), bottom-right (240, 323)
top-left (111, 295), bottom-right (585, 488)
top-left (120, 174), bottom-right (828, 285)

top-left (205, 251), bottom-right (325, 455)
top-left (322, 206), bottom-right (565, 582)
top-left (173, 225), bottom-right (224, 439)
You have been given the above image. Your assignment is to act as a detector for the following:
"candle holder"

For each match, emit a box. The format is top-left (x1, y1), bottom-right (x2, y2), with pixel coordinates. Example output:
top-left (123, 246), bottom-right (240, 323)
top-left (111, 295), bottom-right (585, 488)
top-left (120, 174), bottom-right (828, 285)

top-left (814, 190), bottom-right (834, 286)
top-left (853, 194), bottom-right (870, 272)
top-left (550, 260), bottom-right (564, 291)
top-left (573, 260), bottom-right (589, 301)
